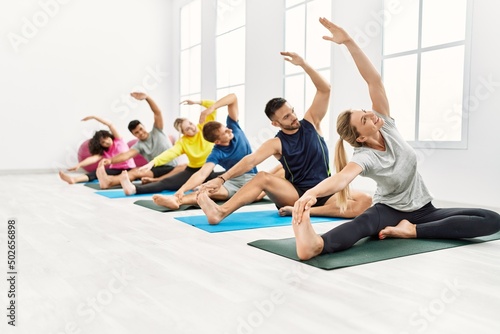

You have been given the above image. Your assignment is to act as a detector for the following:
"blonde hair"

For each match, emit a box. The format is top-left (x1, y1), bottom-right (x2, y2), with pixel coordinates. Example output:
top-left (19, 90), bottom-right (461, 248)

top-left (335, 110), bottom-right (362, 212)
top-left (173, 118), bottom-right (187, 134)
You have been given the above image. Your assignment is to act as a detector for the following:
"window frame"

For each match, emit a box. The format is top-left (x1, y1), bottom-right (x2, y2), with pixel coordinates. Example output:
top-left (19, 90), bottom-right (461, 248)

top-left (382, 0), bottom-right (474, 150)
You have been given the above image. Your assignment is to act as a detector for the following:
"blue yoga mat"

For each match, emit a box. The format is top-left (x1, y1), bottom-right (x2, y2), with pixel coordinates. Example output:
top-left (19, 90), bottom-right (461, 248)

top-left (174, 210), bottom-right (344, 233)
top-left (95, 189), bottom-right (177, 199)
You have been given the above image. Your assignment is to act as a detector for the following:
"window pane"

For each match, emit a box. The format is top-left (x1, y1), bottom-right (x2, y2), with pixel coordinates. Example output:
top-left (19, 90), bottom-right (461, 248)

top-left (180, 47), bottom-right (201, 96)
top-left (216, 85), bottom-right (245, 129)
top-left (306, 69), bottom-right (330, 140)
top-left (285, 74), bottom-right (305, 120)
top-left (421, 0), bottom-right (467, 48)
top-left (418, 46), bottom-right (464, 141)
top-left (180, 0), bottom-right (201, 50)
top-left (286, 0), bottom-right (304, 8)
top-left (216, 28), bottom-right (245, 88)
top-left (306, 0), bottom-right (331, 69)
top-left (383, 54), bottom-right (418, 140)
top-left (217, 0), bottom-right (245, 34)
top-left (180, 93), bottom-right (201, 121)
top-left (383, 0), bottom-right (419, 55)
top-left (285, 5), bottom-right (305, 75)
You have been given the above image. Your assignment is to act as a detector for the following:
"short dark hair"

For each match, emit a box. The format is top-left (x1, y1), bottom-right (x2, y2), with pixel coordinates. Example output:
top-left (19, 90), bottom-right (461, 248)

top-left (202, 121), bottom-right (223, 143)
top-left (128, 120), bottom-right (141, 132)
top-left (264, 97), bottom-right (287, 120)
top-left (88, 130), bottom-right (114, 155)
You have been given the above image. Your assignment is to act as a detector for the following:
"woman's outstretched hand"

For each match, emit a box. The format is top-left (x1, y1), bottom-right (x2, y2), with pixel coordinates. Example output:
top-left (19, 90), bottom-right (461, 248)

top-left (319, 17), bottom-right (351, 45)
top-left (292, 193), bottom-right (317, 225)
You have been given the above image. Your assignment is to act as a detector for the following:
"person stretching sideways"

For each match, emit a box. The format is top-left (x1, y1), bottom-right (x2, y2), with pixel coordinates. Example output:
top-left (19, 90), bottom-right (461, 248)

top-left (152, 93), bottom-right (278, 210)
top-left (290, 18), bottom-right (500, 260)
top-left (196, 51), bottom-right (372, 225)
top-left (119, 99), bottom-right (222, 195)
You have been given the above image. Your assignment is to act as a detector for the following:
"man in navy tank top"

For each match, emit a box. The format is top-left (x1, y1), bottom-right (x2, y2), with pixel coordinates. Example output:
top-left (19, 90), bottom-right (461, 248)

top-left (196, 52), bottom-right (372, 225)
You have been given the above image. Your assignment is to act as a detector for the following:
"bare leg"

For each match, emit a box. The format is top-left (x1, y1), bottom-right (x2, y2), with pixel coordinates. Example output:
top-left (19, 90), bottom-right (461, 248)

top-left (279, 190), bottom-right (372, 218)
top-left (59, 171), bottom-right (89, 184)
top-left (119, 171), bottom-right (137, 195)
top-left (197, 172), bottom-right (299, 224)
top-left (292, 209), bottom-right (324, 260)
top-left (379, 219), bottom-right (416, 240)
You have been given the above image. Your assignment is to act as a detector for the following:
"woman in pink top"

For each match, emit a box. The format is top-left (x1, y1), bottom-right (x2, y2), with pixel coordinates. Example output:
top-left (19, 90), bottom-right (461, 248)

top-left (59, 115), bottom-right (136, 187)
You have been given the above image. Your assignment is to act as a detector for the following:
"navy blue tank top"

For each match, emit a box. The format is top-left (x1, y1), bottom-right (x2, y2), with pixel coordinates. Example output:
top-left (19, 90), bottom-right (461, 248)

top-left (276, 119), bottom-right (331, 189)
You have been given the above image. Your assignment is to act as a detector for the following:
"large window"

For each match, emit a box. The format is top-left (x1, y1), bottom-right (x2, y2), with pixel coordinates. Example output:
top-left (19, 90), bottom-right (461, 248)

top-left (383, 0), bottom-right (472, 148)
top-left (216, 0), bottom-right (246, 126)
top-left (179, 0), bottom-right (201, 121)
top-left (284, 0), bottom-right (331, 139)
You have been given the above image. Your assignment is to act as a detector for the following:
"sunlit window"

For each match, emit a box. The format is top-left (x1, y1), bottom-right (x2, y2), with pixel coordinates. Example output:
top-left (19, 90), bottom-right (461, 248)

top-left (180, 0), bottom-right (201, 121)
top-left (383, 0), bottom-right (471, 148)
top-left (216, 0), bottom-right (246, 127)
top-left (284, 0), bottom-right (331, 139)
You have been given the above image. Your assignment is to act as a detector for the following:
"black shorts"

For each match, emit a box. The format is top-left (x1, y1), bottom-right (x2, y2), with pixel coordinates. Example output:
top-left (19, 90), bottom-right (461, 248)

top-left (151, 165), bottom-right (176, 178)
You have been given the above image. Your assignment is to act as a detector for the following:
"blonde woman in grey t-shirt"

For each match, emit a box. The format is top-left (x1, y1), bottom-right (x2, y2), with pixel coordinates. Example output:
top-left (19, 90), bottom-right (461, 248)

top-left (291, 18), bottom-right (500, 261)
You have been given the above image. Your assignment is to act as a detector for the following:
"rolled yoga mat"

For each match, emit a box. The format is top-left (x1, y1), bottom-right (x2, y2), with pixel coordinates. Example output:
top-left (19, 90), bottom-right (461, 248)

top-left (247, 231), bottom-right (500, 270)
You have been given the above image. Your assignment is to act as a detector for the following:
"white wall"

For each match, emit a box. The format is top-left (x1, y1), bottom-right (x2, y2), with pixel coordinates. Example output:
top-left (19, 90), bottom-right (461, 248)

top-left (1, 0), bottom-right (174, 172)
top-left (2, 0), bottom-right (499, 207)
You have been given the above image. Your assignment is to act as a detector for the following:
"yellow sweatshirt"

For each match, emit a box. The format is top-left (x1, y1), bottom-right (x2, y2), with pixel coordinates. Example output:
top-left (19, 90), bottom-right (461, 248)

top-left (152, 100), bottom-right (216, 168)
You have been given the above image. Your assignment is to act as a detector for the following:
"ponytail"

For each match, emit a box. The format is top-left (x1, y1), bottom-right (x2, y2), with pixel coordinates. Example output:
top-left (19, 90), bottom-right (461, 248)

top-left (334, 138), bottom-right (350, 213)
top-left (335, 110), bottom-right (362, 213)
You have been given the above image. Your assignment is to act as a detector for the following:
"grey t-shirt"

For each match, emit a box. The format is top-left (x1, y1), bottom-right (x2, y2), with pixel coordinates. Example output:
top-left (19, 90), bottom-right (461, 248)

top-left (132, 127), bottom-right (177, 167)
top-left (350, 111), bottom-right (432, 211)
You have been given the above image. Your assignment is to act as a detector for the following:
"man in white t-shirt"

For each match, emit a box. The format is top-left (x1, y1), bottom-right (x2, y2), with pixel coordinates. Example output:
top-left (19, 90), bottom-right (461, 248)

top-left (97, 92), bottom-right (185, 188)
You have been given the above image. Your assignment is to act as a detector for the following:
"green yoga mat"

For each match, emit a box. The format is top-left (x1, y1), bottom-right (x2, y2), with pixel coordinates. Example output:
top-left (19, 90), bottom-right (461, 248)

top-left (133, 198), bottom-right (274, 212)
top-left (134, 199), bottom-right (198, 212)
top-left (248, 231), bottom-right (500, 270)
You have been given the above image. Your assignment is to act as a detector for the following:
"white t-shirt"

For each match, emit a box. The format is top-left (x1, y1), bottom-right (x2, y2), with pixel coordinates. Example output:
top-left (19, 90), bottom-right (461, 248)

top-left (350, 111), bottom-right (433, 211)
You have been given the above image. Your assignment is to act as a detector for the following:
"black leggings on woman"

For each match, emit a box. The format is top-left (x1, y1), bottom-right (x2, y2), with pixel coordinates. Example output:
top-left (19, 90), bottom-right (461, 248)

top-left (135, 166), bottom-right (223, 194)
top-left (320, 202), bottom-right (500, 254)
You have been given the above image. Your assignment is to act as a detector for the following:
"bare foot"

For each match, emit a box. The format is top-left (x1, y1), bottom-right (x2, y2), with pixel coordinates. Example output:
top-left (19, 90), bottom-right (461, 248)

top-left (197, 192), bottom-right (226, 225)
top-left (120, 171), bottom-right (136, 195)
top-left (292, 209), bottom-right (324, 260)
top-left (278, 206), bottom-right (293, 216)
top-left (59, 171), bottom-right (75, 184)
top-left (153, 195), bottom-right (180, 210)
top-left (96, 164), bottom-right (112, 189)
top-left (141, 177), bottom-right (156, 185)
top-left (379, 219), bottom-right (416, 240)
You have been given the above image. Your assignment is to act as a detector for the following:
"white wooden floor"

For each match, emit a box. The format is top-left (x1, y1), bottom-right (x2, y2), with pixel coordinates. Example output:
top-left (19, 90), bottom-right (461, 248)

top-left (1, 173), bottom-right (500, 334)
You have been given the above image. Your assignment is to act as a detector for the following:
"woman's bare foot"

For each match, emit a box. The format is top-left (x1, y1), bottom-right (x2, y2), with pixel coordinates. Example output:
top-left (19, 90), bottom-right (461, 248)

top-left (292, 209), bottom-right (324, 260)
top-left (96, 164), bottom-right (112, 189)
top-left (278, 206), bottom-right (293, 216)
top-left (119, 171), bottom-right (136, 195)
top-left (153, 195), bottom-right (180, 210)
top-left (59, 171), bottom-right (75, 184)
top-left (197, 191), bottom-right (226, 225)
top-left (379, 219), bottom-right (417, 240)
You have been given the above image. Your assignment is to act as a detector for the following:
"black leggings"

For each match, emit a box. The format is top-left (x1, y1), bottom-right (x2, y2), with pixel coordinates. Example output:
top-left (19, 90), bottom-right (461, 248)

top-left (320, 202), bottom-right (500, 254)
top-left (86, 168), bottom-right (127, 182)
top-left (135, 166), bottom-right (223, 194)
